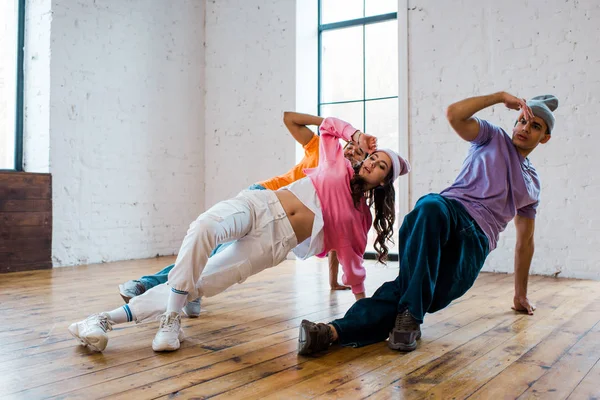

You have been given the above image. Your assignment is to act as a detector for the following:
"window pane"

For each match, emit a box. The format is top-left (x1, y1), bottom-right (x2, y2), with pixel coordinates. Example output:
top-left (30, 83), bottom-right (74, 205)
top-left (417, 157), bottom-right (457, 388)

top-left (321, 0), bottom-right (363, 24)
top-left (321, 26), bottom-right (364, 103)
top-left (366, 97), bottom-right (398, 150)
top-left (0, 0), bottom-right (18, 169)
top-left (365, 0), bottom-right (398, 17)
top-left (365, 20), bottom-right (398, 99)
top-left (320, 102), bottom-right (364, 133)
top-left (365, 98), bottom-right (399, 256)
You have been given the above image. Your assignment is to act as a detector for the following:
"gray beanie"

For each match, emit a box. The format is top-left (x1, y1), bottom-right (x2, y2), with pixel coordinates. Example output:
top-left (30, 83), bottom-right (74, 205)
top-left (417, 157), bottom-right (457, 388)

top-left (526, 95), bottom-right (559, 134)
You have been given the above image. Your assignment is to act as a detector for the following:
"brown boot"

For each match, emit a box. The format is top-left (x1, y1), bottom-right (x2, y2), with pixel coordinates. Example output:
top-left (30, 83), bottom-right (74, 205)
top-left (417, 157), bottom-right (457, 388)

top-left (297, 320), bottom-right (334, 355)
top-left (388, 309), bottom-right (421, 352)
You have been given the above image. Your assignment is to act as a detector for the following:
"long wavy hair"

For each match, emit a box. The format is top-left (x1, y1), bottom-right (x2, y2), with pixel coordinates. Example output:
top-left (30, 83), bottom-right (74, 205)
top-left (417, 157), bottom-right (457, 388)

top-left (349, 164), bottom-right (396, 264)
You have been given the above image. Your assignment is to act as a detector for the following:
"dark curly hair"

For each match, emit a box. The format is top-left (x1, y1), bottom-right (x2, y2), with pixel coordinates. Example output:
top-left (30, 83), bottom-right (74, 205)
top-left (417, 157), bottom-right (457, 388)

top-left (349, 165), bottom-right (396, 264)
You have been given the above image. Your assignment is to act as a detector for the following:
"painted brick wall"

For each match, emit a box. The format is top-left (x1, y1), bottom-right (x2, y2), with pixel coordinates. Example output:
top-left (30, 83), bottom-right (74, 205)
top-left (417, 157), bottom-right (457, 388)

top-left (26, 0), bottom-right (599, 279)
top-left (49, 0), bottom-right (206, 266)
top-left (203, 0), bottom-right (296, 208)
top-left (407, 0), bottom-right (600, 278)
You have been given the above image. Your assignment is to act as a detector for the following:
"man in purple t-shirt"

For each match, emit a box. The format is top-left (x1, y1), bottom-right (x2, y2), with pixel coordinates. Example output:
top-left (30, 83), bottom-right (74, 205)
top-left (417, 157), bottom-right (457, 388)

top-left (297, 91), bottom-right (558, 355)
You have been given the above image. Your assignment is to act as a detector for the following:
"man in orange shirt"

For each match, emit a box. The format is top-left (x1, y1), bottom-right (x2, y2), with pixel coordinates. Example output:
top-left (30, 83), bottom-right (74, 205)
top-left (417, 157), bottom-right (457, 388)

top-left (118, 112), bottom-right (368, 314)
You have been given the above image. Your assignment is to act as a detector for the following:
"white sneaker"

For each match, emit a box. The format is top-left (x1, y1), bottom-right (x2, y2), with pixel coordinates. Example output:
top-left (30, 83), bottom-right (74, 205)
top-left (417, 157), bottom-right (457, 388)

top-left (68, 313), bottom-right (113, 352)
top-left (183, 298), bottom-right (202, 318)
top-left (152, 312), bottom-right (185, 352)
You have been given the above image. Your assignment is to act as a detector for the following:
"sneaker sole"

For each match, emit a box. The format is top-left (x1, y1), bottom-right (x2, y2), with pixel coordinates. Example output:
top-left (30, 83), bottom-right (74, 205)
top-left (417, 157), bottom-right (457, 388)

top-left (152, 330), bottom-right (185, 352)
top-left (387, 339), bottom-right (417, 352)
top-left (387, 330), bottom-right (421, 352)
top-left (118, 284), bottom-right (132, 304)
top-left (68, 324), bottom-right (106, 352)
top-left (152, 339), bottom-right (180, 352)
top-left (297, 320), bottom-right (314, 355)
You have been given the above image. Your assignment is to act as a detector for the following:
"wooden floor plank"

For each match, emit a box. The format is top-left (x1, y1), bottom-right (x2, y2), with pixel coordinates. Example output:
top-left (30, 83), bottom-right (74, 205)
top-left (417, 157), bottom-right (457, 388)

top-left (469, 298), bottom-right (600, 399)
top-left (5, 262), bottom-right (398, 398)
top-left (308, 278), bottom-right (573, 400)
top-left (410, 288), bottom-right (600, 399)
top-left (368, 293), bottom-right (600, 400)
top-left (94, 276), bottom-right (555, 399)
top-left (263, 284), bottom-right (567, 400)
top-left (0, 257), bottom-right (598, 400)
top-left (567, 356), bottom-right (600, 400)
top-left (518, 321), bottom-right (600, 399)
top-left (3, 299), bottom-right (349, 397)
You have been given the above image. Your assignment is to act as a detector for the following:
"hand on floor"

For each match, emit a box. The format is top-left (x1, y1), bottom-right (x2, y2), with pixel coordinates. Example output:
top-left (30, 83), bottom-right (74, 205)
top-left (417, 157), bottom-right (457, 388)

top-left (512, 296), bottom-right (536, 315)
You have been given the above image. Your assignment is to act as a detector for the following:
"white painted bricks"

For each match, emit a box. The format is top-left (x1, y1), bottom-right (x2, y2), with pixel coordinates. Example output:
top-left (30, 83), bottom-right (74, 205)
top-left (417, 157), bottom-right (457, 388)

top-left (407, 0), bottom-right (600, 279)
top-left (47, 0), bottom-right (206, 266)
top-left (204, 0), bottom-right (296, 208)
top-left (36, 0), bottom-right (599, 281)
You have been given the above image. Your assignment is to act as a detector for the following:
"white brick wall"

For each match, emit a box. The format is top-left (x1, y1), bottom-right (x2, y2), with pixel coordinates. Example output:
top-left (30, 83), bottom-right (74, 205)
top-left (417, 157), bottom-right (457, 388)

top-left (203, 0), bottom-right (296, 208)
top-left (22, 0), bottom-right (598, 279)
top-left (407, 0), bottom-right (600, 279)
top-left (47, 0), bottom-right (205, 266)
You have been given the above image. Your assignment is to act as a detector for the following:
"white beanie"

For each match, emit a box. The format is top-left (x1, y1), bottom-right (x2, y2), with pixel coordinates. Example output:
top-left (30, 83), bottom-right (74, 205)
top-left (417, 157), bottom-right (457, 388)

top-left (377, 148), bottom-right (411, 182)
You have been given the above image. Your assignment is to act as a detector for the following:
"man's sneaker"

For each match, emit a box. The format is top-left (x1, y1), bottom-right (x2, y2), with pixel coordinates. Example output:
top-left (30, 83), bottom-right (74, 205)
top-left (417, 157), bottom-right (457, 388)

top-left (118, 280), bottom-right (146, 303)
top-left (297, 319), bottom-right (333, 355)
top-left (388, 309), bottom-right (422, 352)
top-left (152, 312), bottom-right (185, 352)
top-left (68, 313), bottom-right (113, 352)
top-left (183, 298), bottom-right (201, 318)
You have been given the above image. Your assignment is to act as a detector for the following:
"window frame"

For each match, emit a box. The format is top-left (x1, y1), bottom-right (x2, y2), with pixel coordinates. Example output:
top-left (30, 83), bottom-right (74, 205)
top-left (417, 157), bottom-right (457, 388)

top-left (2, 0), bottom-right (26, 171)
top-left (317, 1), bottom-right (398, 133)
top-left (317, 0), bottom-right (400, 261)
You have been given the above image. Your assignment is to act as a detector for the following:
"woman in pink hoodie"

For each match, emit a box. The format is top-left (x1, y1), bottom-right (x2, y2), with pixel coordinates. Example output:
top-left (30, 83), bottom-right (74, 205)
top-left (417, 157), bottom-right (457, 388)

top-left (68, 113), bottom-right (411, 353)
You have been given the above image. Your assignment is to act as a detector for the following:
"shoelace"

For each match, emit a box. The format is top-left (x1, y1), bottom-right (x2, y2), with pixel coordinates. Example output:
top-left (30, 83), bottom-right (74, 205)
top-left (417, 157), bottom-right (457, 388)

top-left (395, 310), bottom-right (417, 331)
top-left (159, 314), bottom-right (179, 332)
top-left (93, 315), bottom-right (112, 332)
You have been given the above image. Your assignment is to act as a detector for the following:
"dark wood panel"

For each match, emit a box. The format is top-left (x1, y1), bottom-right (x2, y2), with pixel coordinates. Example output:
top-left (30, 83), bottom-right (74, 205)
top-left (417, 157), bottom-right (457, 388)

top-left (0, 237), bottom-right (52, 252)
top-left (0, 172), bottom-right (51, 200)
top-left (0, 225), bottom-right (52, 240)
top-left (0, 172), bottom-right (51, 185)
top-left (0, 199), bottom-right (52, 212)
top-left (0, 172), bottom-right (52, 273)
top-left (0, 247), bottom-right (51, 263)
top-left (0, 185), bottom-right (51, 200)
top-left (0, 212), bottom-right (51, 227)
top-left (0, 261), bottom-right (52, 273)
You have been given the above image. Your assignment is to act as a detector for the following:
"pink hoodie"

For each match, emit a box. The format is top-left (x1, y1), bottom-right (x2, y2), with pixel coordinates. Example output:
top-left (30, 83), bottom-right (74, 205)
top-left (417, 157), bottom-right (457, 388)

top-left (304, 117), bottom-right (372, 294)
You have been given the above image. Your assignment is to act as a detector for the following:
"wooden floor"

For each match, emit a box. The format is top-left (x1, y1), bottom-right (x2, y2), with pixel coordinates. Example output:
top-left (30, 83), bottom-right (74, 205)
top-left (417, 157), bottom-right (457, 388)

top-left (1, 258), bottom-right (600, 400)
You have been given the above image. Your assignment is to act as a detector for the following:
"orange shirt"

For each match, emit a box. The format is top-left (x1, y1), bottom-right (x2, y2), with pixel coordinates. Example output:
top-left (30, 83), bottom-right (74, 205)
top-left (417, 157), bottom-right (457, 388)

top-left (258, 135), bottom-right (320, 190)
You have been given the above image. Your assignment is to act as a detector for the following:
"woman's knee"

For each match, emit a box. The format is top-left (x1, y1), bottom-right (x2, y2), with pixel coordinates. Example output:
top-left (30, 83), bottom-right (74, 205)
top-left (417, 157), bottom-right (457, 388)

top-left (187, 216), bottom-right (223, 242)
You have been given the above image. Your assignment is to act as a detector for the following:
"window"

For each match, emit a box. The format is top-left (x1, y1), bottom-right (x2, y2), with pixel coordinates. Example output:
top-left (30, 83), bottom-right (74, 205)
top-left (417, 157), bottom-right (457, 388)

top-left (318, 0), bottom-right (400, 259)
top-left (0, 0), bottom-right (25, 171)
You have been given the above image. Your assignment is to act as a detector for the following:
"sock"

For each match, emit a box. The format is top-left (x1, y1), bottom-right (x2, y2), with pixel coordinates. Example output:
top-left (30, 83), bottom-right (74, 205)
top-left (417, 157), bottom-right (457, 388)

top-left (106, 305), bottom-right (134, 324)
top-left (327, 324), bottom-right (339, 342)
top-left (167, 287), bottom-right (189, 314)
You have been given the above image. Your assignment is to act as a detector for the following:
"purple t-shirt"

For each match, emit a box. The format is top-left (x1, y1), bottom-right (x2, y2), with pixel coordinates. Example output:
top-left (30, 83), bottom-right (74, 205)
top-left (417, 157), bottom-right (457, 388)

top-left (441, 118), bottom-right (540, 251)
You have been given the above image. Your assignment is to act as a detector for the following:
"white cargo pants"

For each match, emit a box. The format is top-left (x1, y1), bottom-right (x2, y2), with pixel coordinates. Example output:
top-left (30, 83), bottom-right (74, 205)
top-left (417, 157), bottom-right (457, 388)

top-left (129, 189), bottom-right (297, 322)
